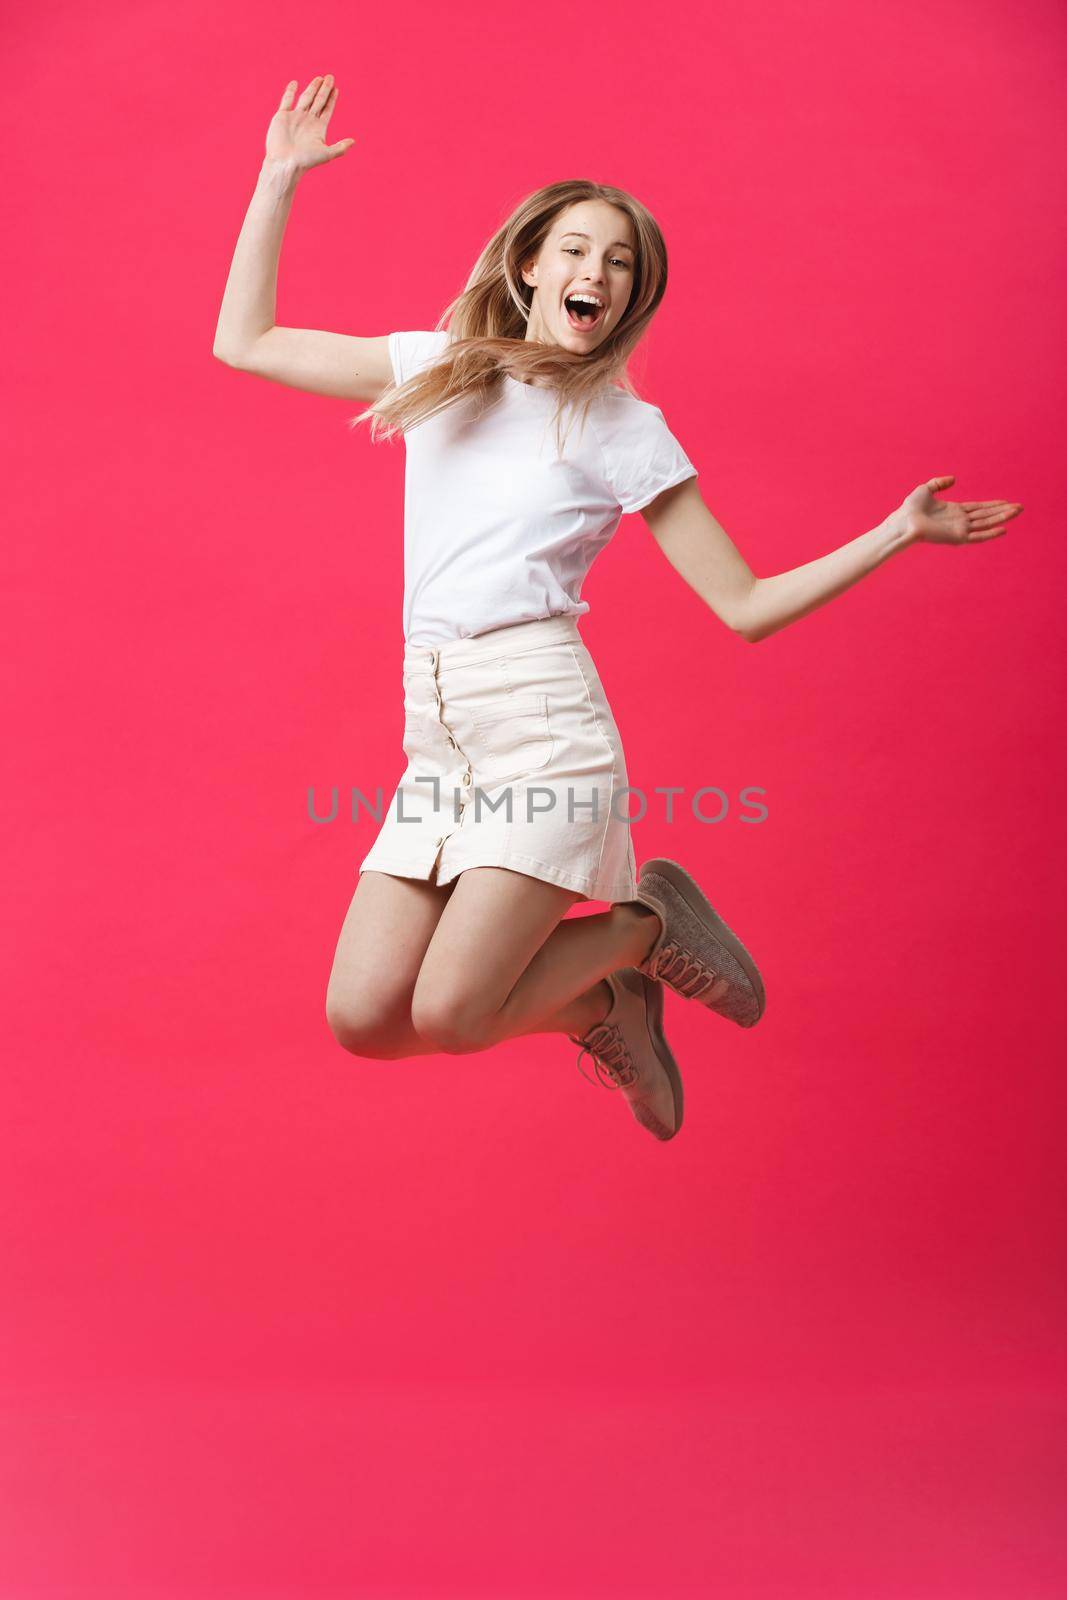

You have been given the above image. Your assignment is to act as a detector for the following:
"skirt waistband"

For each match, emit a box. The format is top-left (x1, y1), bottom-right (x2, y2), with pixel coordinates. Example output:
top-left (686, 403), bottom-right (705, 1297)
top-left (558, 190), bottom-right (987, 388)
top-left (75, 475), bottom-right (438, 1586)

top-left (403, 614), bottom-right (584, 673)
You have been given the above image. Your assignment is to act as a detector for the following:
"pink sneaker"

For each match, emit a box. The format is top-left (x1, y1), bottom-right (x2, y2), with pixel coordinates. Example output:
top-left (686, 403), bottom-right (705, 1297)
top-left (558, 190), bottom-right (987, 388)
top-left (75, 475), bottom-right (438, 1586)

top-left (569, 968), bottom-right (684, 1142)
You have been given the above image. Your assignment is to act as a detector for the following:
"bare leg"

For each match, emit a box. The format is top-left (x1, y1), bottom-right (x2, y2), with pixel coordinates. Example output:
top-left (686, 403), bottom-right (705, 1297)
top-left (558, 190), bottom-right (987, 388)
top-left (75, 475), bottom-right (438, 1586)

top-left (484, 902), bottom-right (660, 1044)
top-left (412, 867), bottom-right (662, 1054)
top-left (326, 867), bottom-right (658, 1060)
top-left (361, 971), bottom-right (621, 1058)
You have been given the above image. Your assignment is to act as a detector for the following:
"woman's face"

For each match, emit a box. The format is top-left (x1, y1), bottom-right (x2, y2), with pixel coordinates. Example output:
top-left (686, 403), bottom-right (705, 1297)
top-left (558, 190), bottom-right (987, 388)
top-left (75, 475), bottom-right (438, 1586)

top-left (521, 201), bottom-right (636, 354)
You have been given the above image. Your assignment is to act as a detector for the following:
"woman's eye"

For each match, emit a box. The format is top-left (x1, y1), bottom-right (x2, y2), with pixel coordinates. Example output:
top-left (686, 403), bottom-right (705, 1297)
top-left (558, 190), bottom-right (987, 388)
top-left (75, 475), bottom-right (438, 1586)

top-left (563, 247), bottom-right (631, 269)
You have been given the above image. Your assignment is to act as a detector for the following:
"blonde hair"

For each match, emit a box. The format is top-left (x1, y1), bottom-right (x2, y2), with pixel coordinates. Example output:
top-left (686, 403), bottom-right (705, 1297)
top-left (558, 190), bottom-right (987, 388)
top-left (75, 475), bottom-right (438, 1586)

top-left (348, 178), bottom-right (671, 456)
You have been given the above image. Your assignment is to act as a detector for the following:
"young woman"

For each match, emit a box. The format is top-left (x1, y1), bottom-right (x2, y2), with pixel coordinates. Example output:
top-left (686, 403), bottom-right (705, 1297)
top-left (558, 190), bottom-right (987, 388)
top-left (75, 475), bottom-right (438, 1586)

top-left (214, 75), bottom-right (1022, 1145)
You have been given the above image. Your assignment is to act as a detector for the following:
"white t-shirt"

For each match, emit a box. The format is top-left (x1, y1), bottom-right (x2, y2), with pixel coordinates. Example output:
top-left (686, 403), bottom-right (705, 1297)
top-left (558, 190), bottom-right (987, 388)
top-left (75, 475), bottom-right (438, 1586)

top-left (387, 329), bottom-right (698, 646)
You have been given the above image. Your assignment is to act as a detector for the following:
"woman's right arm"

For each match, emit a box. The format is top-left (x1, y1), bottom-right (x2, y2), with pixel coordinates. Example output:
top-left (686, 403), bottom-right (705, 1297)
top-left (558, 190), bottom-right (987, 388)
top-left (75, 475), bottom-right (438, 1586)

top-left (212, 76), bottom-right (393, 403)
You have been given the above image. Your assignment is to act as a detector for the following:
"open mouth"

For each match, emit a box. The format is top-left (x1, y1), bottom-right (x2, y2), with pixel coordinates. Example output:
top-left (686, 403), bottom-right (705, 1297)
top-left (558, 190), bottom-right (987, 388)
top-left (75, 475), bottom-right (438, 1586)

top-left (564, 295), bottom-right (606, 332)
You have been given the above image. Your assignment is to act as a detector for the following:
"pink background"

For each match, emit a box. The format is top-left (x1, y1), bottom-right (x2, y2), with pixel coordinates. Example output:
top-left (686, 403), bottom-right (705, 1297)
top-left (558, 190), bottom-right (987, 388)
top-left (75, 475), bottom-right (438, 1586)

top-left (5, 0), bottom-right (1065, 1594)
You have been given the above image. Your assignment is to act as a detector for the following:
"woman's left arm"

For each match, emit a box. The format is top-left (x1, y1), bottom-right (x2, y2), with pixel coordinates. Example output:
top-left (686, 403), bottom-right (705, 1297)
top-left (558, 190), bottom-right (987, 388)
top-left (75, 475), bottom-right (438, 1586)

top-left (641, 475), bottom-right (1023, 644)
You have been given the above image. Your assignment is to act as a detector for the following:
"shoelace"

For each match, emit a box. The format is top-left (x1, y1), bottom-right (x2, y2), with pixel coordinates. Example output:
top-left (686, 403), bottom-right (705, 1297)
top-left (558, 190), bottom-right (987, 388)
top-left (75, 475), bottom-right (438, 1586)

top-left (569, 1019), bottom-right (639, 1091)
top-left (645, 937), bottom-right (725, 1002)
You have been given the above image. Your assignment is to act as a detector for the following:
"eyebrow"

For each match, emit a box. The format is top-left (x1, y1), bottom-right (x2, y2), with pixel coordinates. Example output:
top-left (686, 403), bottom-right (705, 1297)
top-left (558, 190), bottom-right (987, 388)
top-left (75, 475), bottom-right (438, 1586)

top-left (560, 231), bottom-right (635, 253)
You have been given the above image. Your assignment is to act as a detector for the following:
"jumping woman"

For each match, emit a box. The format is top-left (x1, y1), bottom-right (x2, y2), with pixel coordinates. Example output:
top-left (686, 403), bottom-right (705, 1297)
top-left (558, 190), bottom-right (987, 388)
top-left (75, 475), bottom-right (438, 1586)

top-left (214, 74), bottom-right (1022, 1143)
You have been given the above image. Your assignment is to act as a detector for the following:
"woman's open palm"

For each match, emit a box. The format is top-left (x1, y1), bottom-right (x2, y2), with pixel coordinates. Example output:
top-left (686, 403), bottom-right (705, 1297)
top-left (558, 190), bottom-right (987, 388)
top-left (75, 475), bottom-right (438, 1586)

top-left (266, 75), bottom-right (354, 172)
top-left (901, 476), bottom-right (1023, 545)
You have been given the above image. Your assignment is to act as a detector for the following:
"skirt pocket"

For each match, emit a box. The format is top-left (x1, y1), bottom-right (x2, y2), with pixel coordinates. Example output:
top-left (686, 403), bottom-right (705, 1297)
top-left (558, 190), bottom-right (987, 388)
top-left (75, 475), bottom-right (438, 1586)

top-left (469, 693), bottom-right (554, 782)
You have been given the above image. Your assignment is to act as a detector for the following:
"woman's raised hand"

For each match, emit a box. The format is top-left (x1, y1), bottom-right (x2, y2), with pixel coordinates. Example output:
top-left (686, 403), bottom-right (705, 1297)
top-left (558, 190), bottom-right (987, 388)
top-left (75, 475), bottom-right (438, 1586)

top-left (265, 76), bottom-right (355, 173)
top-left (899, 476), bottom-right (1023, 546)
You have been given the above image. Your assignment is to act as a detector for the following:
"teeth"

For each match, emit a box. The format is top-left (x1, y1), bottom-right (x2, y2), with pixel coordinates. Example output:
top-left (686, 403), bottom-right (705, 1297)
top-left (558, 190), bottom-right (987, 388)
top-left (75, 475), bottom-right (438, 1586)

top-left (567, 293), bottom-right (604, 309)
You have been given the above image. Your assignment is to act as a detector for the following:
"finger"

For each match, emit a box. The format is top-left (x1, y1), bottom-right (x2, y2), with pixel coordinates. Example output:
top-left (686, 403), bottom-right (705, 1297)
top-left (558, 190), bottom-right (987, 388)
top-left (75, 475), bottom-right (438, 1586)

top-left (980, 504), bottom-right (1023, 522)
top-left (298, 75), bottom-right (324, 110)
top-left (278, 79), bottom-right (298, 111)
top-left (967, 526), bottom-right (1008, 541)
top-left (926, 475), bottom-right (955, 490)
top-left (320, 84), bottom-right (338, 121)
top-left (968, 508), bottom-right (1014, 527)
top-left (311, 73), bottom-right (334, 115)
top-left (326, 138), bottom-right (356, 160)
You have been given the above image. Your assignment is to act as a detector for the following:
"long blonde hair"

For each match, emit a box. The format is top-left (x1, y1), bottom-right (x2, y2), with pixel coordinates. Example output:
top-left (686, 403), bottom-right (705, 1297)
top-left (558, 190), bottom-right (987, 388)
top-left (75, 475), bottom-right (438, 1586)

top-left (348, 178), bottom-right (671, 455)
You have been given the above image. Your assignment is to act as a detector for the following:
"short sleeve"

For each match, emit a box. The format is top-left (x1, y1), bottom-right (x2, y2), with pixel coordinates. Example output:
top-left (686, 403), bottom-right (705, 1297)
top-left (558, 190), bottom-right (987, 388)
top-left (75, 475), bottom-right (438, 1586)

top-left (602, 399), bottom-right (698, 514)
top-left (387, 329), bottom-right (452, 387)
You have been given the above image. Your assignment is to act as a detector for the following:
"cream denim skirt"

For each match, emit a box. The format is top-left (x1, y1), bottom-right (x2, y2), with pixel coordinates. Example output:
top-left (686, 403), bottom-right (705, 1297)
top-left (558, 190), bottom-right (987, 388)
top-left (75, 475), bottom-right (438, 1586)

top-left (357, 614), bottom-right (639, 903)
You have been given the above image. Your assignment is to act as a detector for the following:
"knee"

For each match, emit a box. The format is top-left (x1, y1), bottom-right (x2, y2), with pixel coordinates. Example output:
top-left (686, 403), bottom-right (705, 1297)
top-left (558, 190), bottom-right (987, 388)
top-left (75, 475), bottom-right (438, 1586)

top-left (410, 991), bottom-right (491, 1055)
top-left (325, 995), bottom-right (408, 1060)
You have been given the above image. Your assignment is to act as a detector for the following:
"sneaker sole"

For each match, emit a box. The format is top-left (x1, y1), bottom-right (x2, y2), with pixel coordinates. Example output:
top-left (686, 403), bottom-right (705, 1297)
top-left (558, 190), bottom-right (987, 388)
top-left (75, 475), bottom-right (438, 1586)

top-left (639, 857), bottom-right (767, 1027)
